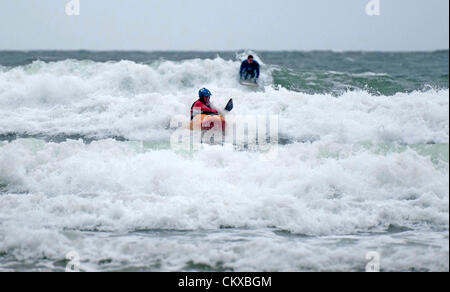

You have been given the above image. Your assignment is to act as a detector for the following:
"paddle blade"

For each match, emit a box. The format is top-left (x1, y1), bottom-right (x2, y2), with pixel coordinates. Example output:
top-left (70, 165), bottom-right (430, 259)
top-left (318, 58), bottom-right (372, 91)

top-left (224, 99), bottom-right (234, 112)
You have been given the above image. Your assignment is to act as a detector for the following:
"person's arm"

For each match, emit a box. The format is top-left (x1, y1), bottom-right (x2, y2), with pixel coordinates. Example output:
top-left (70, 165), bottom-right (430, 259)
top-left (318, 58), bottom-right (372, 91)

top-left (195, 102), bottom-right (218, 115)
top-left (256, 62), bottom-right (260, 79)
top-left (192, 101), bottom-right (218, 119)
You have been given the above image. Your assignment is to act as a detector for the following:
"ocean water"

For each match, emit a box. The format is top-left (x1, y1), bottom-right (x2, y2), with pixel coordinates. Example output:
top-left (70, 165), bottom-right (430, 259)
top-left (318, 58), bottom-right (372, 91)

top-left (0, 51), bottom-right (448, 272)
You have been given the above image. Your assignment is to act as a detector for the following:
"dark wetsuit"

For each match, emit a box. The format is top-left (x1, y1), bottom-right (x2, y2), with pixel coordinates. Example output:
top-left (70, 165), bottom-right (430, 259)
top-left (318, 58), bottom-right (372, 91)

top-left (240, 60), bottom-right (260, 81)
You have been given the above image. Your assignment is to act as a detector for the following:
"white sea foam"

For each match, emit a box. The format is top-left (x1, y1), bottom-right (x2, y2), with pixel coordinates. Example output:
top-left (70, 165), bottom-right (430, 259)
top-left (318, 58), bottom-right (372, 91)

top-left (1, 226), bottom-right (447, 272)
top-left (0, 138), bottom-right (448, 271)
top-left (0, 59), bottom-right (448, 144)
top-left (0, 57), bottom-right (448, 271)
top-left (0, 139), bottom-right (447, 232)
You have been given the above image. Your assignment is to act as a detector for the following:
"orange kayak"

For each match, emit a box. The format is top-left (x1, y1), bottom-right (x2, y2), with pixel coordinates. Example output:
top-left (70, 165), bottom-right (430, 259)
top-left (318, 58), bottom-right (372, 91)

top-left (189, 114), bottom-right (226, 131)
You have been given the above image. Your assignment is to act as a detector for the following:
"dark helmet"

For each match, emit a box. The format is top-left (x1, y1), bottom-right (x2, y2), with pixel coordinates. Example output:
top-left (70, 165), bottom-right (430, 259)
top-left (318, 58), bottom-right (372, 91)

top-left (199, 88), bottom-right (212, 98)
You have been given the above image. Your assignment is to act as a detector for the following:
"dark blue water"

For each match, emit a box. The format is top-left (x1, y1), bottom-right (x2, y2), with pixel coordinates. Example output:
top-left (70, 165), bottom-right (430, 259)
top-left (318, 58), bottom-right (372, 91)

top-left (1, 50), bottom-right (448, 95)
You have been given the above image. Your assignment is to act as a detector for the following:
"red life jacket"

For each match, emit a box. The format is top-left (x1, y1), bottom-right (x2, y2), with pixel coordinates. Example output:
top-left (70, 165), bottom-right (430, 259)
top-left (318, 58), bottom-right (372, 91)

top-left (190, 99), bottom-right (218, 120)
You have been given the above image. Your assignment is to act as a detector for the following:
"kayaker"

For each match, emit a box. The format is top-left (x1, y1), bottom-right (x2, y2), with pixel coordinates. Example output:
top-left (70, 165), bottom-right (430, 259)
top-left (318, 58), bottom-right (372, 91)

top-left (240, 55), bottom-right (260, 83)
top-left (190, 88), bottom-right (219, 120)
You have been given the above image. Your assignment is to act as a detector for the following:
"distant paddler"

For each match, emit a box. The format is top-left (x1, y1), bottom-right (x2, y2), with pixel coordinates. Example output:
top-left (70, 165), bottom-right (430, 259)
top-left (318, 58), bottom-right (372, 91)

top-left (240, 55), bottom-right (260, 85)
